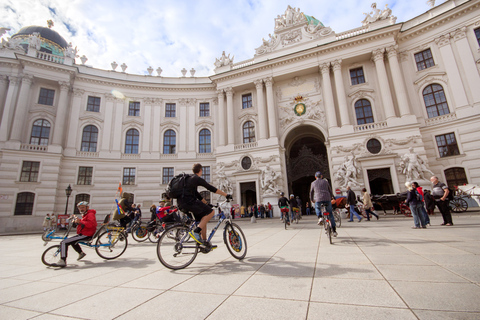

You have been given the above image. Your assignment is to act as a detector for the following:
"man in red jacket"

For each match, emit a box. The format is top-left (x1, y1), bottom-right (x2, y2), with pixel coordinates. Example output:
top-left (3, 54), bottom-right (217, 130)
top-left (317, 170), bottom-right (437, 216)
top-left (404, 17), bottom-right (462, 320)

top-left (53, 201), bottom-right (97, 268)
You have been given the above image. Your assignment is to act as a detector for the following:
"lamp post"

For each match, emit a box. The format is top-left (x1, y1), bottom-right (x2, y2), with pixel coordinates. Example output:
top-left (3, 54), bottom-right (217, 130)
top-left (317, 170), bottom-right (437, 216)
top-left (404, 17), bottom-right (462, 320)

top-left (65, 184), bottom-right (72, 215)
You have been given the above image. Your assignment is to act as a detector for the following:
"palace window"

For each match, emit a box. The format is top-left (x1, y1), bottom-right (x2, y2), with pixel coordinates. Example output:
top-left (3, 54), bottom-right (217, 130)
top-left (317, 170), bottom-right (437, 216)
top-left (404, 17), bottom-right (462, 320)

top-left (242, 121), bottom-right (255, 143)
top-left (123, 168), bottom-right (136, 185)
top-left (30, 119), bottom-right (50, 146)
top-left (423, 84), bottom-right (450, 118)
top-left (125, 129), bottom-right (139, 154)
top-left (435, 132), bottom-right (460, 158)
top-left (200, 103), bottom-right (210, 117)
top-left (350, 67), bottom-right (365, 85)
top-left (199, 129), bottom-right (211, 153)
top-left (38, 88), bottom-right (55, 106)
top-left (414, 49), bottom-right (435, 71)
top-left (74, 194), bottom-right (90, 215)
top-left (81, 125), bottom-right (98, 152)
top-left (475, 27), bottom-right (480, 46)
top-left (128, 101), bottom-right (140, 116)
top-left (354, 99), bottom-right (374, 125)
top-left (77, 166), bottom-right (93, 185)
top-left (242, 93), bottom-right (252, 109)
top-left (163, 130), bottom-right (176, 154)
top-left (20, 161), bottom-right (40, 182)
top-left (366, 139), bottom-right (382, 154)
top-left (14, 192), bottom-right (35, 215)
top-left (203, 166), bottom-right (211, 183)
top-left (165, 103), bottom-right (176, 117)
top-left (444, 167), bottom-right (468, 188)
top-left (87, 96), bottom-right (101, 112)
top-left (162, 167), bottom-right (174, 184)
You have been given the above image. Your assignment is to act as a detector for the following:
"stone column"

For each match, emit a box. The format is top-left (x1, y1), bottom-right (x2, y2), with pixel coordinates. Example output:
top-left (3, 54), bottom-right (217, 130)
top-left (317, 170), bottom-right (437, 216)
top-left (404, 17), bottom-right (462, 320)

top-left (320, 63), bottom-right (338, 128)
top-left (0, 76), bottom-right (20, 142)
top-left (10, 74), bottom-right (34, 142)
top-left (151, 99), bottom-right (162, 153)
top-left (332, 60), bottom-right (350, 126)
top-left (101, 94), bottom-right (115, 152)
top-left (435, 34), bottom-right (469, 108)
top-left (187, 98), bottom-right (196, 153)
top-left (0, 76), bottom-right (8, 122)
top-left (264, 77), bottom-right (278, 138)
top-left (111, 98), bottom-right (124, 153)
top-left (254, 79), bottom-right (268, 140)
top-left (372, 48), bottom-right (396, 119)
top-left (51, 81), bottom-right (71, 146)
top-left (386, 46), bottom-right (411, 117)
top-left (65, 89), bottom-right (84, 151)
top-left (178, 99), bottom-right (187, 153)
top-left (225, 87), bottom-right (235, 145)
top-left (142, 99), bottom-right (152, 153)
top-left (217, 89), bottom-right (226, 146)
top-left (451, 27), bottom-right (480, 104)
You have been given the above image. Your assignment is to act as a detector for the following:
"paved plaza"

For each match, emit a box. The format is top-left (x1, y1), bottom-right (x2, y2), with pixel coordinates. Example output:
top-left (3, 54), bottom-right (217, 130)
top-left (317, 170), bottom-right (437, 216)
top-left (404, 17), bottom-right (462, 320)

top-left (1, 213), bottom-right (480, 320)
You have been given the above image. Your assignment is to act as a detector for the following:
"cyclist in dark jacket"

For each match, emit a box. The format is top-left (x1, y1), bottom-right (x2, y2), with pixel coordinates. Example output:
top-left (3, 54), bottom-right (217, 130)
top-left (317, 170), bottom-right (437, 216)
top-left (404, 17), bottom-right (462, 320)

top-left (278, 192), bottom-right (290, 223)
top-left (179, 163), bottom-right (230, 249)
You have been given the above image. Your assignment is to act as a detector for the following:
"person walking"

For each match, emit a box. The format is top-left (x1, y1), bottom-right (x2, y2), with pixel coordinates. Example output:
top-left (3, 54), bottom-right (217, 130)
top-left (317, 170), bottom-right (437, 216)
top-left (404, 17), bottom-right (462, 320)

top-left (50, 213), bottom-right (57, 230)
top-left (361, 188), bottom-right (379, 220)
top-left (296, 196), bottom-right (303, 217)
top-left (430, 176), bottom-right (453, 226)
top-left (412, 182), bottom-right (430, 226)
top-left (289, 194), bottom-right (299, 222)
top-left (405, 181), bottom-right (427, 229)
top-left (43, 213), bottom-right (50, 231)
top-left (267, 202), bottom-right (272, 218)
top-left (347, 186), bottom-right (362, 222)
top-left (310, 171), bottom-right (337, 236)
top-left (305, 202), bottom-right (311, 215)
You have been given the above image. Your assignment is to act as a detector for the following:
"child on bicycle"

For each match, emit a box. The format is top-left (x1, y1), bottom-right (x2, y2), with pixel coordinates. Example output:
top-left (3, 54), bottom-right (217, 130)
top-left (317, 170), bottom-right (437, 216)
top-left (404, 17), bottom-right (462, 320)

top-left (278, 192), bottom-right (290, 225)
top-left (52, 201), bottom-right (97, 268)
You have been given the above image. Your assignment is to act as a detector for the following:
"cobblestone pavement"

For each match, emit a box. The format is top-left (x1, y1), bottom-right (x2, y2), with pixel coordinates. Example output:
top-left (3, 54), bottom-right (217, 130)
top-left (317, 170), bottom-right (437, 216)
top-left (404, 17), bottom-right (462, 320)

top-left (1, 214), bottom-right (479, 320)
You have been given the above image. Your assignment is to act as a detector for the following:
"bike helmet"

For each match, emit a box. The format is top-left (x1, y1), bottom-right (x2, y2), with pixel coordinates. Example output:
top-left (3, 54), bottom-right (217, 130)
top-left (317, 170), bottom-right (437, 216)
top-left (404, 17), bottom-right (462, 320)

top-left (280, 192), bottom-right (284, 196)
top-left (290, 194), bottom-right (294, 198)
top-left (77, 201), bottom-right (89, 207)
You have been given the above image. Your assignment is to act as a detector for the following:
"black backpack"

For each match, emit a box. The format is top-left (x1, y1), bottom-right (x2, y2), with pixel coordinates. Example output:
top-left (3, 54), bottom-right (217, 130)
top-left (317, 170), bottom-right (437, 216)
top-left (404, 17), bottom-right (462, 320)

top-left (165, 173), bottom-right (190, 199)
top-left (447, 188), bottom-right (455, 201)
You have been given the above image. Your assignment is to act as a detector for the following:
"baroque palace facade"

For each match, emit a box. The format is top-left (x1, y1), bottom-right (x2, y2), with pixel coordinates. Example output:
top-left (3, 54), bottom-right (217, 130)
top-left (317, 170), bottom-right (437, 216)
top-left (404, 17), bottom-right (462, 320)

top-left (1, 0), bottom-right (480, 232)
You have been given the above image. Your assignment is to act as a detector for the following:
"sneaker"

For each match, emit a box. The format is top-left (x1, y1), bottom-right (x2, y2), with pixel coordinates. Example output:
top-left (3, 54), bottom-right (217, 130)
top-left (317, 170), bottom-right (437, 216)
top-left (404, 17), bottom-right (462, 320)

top-left (77, 252), bottom-right (86, 261)
top-left (317, 218), bottom-right (323, 225)
top-left (358, 218), bottom-right (362, 222)
top-left (376, 216), bottom-right (379, 220)
top-left (411, 226), bottom-right (420, 229)
top-left (52, 259), bottom-right (66, 268)
top-left (205, 241), bottom-right (218, 250)
top-left (333, 232), bottom-right (338, 237)
top-left (446, 223), bottom-right (453, 226)
top-left (188, 231), bottom-right (204, 245)
top-left (348, 220), bottom-right (353, 222)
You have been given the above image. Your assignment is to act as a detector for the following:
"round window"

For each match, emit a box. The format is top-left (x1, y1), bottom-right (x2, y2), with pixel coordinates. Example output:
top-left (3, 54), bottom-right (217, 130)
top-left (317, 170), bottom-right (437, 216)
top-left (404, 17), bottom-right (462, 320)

top-left (366, 139), bottom-right (382, 154)
top-left (241, 157), bottom-right (252, 170)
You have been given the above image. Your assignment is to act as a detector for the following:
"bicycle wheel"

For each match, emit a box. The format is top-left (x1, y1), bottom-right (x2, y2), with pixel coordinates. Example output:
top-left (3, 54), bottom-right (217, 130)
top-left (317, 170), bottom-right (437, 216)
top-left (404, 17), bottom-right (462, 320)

top-left (284, 213), bottom-right (288, 229)
top-left (131, 225), bottom-right (149, 242)
top-left (223, 222), bottom-right (247, 260)
top-left (326, 223), bottom-right (332, 244)
top-left (295, 213), bottom-right (299, 224)
top-left (95, 230), bottom-right (128, 260)
top-left (450, 198), bottom-right (468, 213)
top-left (334, 210), bottom-right (342, 228)
top-left (41, 245), bottom-right (62, 266)
top-left (148, 230), bottom-right (159, 243)
top-left (157, 226), bottom-right (198, 270)
top-left (42, 230), bottom-right (54, 242)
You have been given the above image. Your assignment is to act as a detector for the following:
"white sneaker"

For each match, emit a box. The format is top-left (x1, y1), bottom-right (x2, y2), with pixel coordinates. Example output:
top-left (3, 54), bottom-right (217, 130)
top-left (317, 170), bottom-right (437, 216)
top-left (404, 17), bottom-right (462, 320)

top-left (317, 218), bottom-right (323, 225)
top-left (333, 232), bottom-right (338, 237)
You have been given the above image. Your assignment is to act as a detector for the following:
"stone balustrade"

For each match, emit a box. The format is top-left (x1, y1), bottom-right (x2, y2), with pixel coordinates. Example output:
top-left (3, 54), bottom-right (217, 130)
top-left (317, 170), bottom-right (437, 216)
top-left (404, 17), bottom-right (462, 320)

top-left (36, 51), bottom-right (65, 64)
top-left (353, 121), bottom-right (387, 132)
top-left (76, 151), bottom-right (99, 158)
top-left (234, 141), bottom-right (258, 150)
top-left (160, 153), bottom-right (178, 159)
top-left (232, 58), bottom-right (255, 70)
top-left (121, 153), bottom-right (140, 160)
top-left (425, 112), bottom-right (457, 126)
top-left (198, 152), bottom-right (214, 158)
top-left (20, 144), bottom-right (48, 152)
top-left (335, 26), bottom-right (369, 40)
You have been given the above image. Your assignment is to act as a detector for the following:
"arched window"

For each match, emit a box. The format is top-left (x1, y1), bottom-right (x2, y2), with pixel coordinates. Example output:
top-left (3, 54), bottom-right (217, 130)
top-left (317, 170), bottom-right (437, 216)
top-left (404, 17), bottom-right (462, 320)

top-left (163, 130), bottom-right (176, 154)
top-left (243, 121), bottom-right (255, 143)
top-left (423, 84), bottom-right (450, 118)
top-left (30, 119), bottom-right (51, 145)
top-left (14, 192), bottom-right (35, 215)
top-left (81, 125), bottom-right (98, 152)
top-left (444, 167), bottom-right (468, 188)
top-left (354, 99), bottom-right (374, 125)
top-left (125, 129), bottom-right (139, 154)
top-left (74, 194), bottom-right (91, 215)
top-left (199, 129), bottom-right (211, 153)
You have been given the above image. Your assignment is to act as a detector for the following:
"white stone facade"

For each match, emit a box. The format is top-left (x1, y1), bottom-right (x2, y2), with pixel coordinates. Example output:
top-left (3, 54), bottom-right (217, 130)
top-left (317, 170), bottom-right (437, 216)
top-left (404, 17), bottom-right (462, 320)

top-left (1, 1), bottom-right (480, 232)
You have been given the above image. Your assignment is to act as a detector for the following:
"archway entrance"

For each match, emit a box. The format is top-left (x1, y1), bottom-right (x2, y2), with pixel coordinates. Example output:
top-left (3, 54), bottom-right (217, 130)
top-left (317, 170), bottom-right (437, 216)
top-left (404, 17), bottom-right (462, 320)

top-left (284, 125), bottom-right (330, 214)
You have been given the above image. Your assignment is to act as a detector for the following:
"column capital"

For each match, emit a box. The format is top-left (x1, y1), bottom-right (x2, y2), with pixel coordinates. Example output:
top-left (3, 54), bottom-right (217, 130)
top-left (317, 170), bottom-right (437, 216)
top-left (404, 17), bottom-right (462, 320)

top-left (264, 76), bottom-right (274, 87)
top-left (0, 75), bottom-right (7, 84)
top-left (254, 79), bottom-right (264, 89)
top-left (144, 97), bottom-right (155, 105)
top-left (7, 76), bottom-right (20, 85)
top-left (332, 59), bottom-right (342, 71)
top-left (153, 98), bottom-right (163, 105)
top-left (21, 74), bottom-right (34, 85)
top-left (372, 48), bottom-right (385, 62)
top-left (386, 45), bottom-right (398, 58)
top-left (319, 62), bottom-right (331, 74)
top-left (434, 34), bottom-right (451, 48)
top-left (225, 87), bottom-right (234, 96)
top-left (450, 27), bottom-right (467, 42)
top-left (216, 89), bottom-right (224, 96)
top-left (72, 88), bottom-right (85, 97)
top-left (58, 81), bottom-right (71, 91)
top-left (105, 94), bottom-right (115, 102)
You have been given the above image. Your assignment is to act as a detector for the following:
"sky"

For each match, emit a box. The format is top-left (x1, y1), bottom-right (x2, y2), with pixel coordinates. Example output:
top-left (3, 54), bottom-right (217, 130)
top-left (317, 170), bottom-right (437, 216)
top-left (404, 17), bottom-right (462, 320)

top-left (0, 0), bottom-right (447, 77)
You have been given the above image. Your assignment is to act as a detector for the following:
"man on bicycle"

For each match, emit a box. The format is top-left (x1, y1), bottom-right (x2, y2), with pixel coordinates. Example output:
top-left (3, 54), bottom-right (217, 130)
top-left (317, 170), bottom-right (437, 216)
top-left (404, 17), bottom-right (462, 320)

top-left (52, 201), bottom-right (97, 267)
top-left (310, 171), bottom-right (337, 237)
top-left (179, 163), bottom-right (231, 249)
top-left (278, 192), bottom-right (290, 224)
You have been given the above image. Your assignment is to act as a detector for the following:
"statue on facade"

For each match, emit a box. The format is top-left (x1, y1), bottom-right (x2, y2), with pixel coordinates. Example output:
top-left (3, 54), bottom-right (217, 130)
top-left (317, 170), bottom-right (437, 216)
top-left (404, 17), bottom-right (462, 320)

top-left (398, 147), bottom-right (434, 182)
top-left (261, 164), bottom-right (280, 195)
top-left (214, 51), bottom-right (234, 68)
top-left (216, 164), bottom-right (233, 194)
top-left (65, 42), bottom-right (78, 59)
top-left (28, 32), bottom-right (41, 50)
top-left (361, 3), bottom-right (395, 26)
top-left (0, 27), bottom-right (10, 38)
top-left (334, 154), bottom-right (362, 187)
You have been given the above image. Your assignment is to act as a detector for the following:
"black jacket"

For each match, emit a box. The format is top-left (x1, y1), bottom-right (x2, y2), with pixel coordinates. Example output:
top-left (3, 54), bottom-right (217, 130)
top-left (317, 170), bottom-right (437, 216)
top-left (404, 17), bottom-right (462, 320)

top-left (178, 174), bottom-right (217, 205)
top-left (347, 189), bottom-right (357, 205)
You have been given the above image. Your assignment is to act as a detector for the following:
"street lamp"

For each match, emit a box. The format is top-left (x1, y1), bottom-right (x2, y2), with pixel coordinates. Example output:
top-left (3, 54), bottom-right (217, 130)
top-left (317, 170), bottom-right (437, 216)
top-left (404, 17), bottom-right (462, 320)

top-left (65, 184), bottom-right (72, 215)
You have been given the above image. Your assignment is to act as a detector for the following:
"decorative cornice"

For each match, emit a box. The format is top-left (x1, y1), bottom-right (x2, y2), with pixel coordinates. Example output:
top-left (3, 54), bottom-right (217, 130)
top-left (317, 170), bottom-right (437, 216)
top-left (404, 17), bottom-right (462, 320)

top-left (122, 118), bottom-right (144, 127)
top-left (450, 26), bottom-right (467, 42)
top-left (79, 114), bottom-right (104, 124)
top-left (348, 88), bottom-right (375, 100)
top-left (73, 88), bottom-right (85, 97)
top-left (195, 119), bottom-right (215, 127)
top-left (434, 34), bottom-right (451, 48)
top-left (413, 71), bottom-right (447, 86)
top-left (59, 81), bottom-right (70, 91)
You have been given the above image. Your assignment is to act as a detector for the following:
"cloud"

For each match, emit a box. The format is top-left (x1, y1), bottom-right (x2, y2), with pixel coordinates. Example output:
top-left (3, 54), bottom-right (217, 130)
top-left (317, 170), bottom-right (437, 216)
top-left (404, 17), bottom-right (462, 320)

top-left (1, 0), bottom-right (447, 77)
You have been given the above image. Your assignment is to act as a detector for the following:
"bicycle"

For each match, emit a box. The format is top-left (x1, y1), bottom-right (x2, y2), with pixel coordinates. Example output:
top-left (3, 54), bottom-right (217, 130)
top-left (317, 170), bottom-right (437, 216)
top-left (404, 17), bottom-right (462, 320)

top-left (130, 220), bottom-right (149, 242)
top-left (41, 214), bottom-right (128, 266)
top-left (42, 220), bottom-right (71, 244)
top-left (280, 207), bottom-right (290, 229)
top-left (156, 198), bottom-right (247, 270)
top-left (292, 207), bottom-right (300, 224)
top-left (320, 204), bottom-right (334, 244)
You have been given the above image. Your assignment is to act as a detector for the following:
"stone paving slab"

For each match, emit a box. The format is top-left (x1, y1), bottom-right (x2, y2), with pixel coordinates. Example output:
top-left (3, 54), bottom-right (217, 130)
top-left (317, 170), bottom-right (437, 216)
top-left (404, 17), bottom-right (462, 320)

top-left (0, 214), bottom-right (479, 319)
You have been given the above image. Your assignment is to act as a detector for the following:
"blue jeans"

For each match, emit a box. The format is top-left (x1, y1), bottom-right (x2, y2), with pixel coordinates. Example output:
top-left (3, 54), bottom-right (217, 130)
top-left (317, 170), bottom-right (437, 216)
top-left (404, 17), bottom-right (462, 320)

top-left (421, 204), bottom-right (430, 224)
top-left (410, 203), bottom-right (426, 228)
top-left (315, 201), bottom-right (336, 231)
top-left (349, 205), bottom-right (362, 221)
top-left (306, 208), bottom-right (311, 215)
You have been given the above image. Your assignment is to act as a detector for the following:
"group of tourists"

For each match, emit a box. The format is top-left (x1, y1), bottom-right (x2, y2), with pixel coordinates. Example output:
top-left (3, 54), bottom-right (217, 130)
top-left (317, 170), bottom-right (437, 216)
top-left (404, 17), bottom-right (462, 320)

top-left (42, 213), bottom-right (57, 231)
top-left (240, 203), bottom-right (273, 218)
